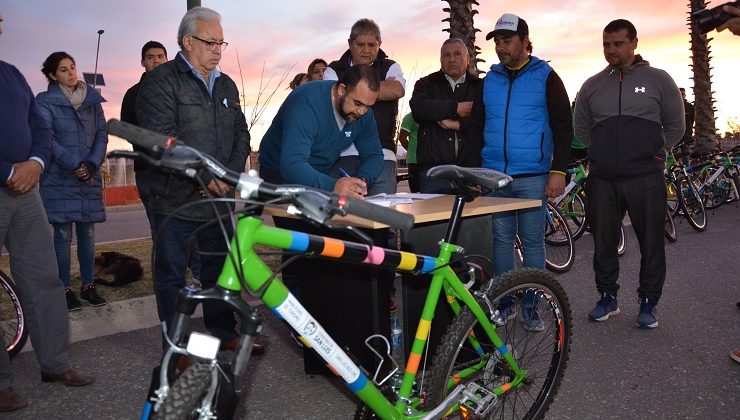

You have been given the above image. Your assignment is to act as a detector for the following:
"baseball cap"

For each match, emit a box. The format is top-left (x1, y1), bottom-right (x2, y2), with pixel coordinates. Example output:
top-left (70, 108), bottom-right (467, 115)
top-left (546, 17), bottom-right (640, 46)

top-left (486, 13), bottom-right (529, 40)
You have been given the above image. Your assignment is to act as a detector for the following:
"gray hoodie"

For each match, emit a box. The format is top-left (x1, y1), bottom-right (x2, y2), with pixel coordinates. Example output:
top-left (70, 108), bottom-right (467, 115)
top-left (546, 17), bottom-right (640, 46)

top-left (574, 55), bottom-right (684, 179)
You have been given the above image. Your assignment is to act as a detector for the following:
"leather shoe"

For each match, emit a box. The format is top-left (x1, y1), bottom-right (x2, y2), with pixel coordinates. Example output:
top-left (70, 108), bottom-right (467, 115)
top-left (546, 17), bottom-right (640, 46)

top-left (40, 368), bottom-right (95, 386)
top-left (221, 338), bottom-right (265, 355)
top-left (0, 387), bottom-right (28, 412)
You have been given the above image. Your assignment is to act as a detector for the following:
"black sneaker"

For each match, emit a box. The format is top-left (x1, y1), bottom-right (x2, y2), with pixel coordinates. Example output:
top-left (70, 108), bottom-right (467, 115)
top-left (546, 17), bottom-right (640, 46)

top-left (80, 285), bottom-right (107, 307)
top-left (65, 289), bottom-right (82, 312)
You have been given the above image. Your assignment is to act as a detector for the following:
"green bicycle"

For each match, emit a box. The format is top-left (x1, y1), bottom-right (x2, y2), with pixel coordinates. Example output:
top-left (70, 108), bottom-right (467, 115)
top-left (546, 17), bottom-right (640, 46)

top-left (108, 120), bottom-right (572, 420)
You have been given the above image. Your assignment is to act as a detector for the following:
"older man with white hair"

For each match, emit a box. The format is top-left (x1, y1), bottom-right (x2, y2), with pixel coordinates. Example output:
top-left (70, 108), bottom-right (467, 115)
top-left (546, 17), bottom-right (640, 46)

top-left (136, 7), bottom-right (260, 353)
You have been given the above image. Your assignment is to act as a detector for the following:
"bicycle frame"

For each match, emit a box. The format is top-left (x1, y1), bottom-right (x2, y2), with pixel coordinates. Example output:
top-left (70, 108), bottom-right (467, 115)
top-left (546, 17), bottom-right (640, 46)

top-left (160, 200), bottom-right (529, 419)
top-left (552, 163), bottom-right (587, 208)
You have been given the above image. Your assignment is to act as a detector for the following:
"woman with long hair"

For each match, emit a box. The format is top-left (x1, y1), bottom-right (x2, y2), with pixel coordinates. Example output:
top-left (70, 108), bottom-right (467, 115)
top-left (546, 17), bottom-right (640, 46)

top-left (36, 51), bottom-right (108, 311)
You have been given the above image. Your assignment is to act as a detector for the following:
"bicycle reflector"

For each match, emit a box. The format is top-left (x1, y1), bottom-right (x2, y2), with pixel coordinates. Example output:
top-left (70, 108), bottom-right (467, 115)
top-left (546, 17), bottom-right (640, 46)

top-left (186, 332), bottom-right (221, 360)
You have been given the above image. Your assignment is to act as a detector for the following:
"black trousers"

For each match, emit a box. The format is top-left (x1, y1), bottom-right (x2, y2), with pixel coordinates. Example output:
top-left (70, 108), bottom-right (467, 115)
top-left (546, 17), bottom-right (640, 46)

top-left (585, 172), bottom-right (666, 302)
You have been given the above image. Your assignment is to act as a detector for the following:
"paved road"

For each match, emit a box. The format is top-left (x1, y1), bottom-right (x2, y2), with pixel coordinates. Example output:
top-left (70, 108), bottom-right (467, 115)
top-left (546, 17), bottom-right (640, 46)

top-left (97, 204), bottom-right (150, 243)
top-left (3, 204), bottom-right (739, 419)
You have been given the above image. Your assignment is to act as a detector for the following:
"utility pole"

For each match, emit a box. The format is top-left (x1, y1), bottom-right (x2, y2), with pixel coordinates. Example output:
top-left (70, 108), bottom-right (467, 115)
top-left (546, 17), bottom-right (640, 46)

top-left (187, 0), bottom-right (201, 9)
top-left (93, 29), bottom-right (104, 89)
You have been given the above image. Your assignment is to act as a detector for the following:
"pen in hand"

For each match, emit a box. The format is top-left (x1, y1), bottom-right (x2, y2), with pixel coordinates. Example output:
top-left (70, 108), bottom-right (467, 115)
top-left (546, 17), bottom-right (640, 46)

top-left (336, 167), bottom-right (367, 197)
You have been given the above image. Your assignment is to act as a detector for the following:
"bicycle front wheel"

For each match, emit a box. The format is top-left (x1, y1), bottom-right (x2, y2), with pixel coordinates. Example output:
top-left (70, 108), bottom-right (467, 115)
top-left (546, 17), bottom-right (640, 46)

top-left (424, 268), bottom-right (572, 419)
top-left (153, 362), bottom-right (226, 420)
top-left (678, 176), bottom-right (707, 232)
top-left (0, 269), bottom-right (27, 359)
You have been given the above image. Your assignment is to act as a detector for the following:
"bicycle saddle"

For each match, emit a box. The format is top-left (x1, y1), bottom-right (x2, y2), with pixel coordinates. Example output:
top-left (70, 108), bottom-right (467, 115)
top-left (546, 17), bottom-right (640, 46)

top-left (426, 165), bottom-right (512, 192)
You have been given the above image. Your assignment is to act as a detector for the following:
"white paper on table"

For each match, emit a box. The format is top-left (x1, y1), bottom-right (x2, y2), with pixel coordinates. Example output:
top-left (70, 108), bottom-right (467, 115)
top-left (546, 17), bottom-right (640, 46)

top-left (374, 192), bottom-right (445, 200)
top-left (365, 195), bottom-right (413, 207)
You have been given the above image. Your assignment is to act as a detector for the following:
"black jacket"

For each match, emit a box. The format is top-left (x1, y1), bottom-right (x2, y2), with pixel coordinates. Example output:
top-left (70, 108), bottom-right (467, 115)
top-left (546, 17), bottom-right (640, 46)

top-left (121, 73), bottom-right (148, 171)
top-left (136, 53), bottom-right (250, 221)
top-left (410, 71), bottom-right (483, 170)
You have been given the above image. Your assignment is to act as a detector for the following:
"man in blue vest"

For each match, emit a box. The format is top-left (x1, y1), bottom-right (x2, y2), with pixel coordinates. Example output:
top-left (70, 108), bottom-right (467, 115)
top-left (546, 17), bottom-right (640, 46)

top-left (482, 13), bottom-right (572, 331)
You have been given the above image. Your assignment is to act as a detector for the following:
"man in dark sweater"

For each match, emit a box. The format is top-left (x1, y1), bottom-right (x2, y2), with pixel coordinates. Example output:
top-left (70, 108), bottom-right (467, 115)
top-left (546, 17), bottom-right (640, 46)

top-left (259, 64), bottom-right (383, 196)
top-left (410, 38), bottom-right (484, 193)
top-left (0, 13), bottom-right (94, 412)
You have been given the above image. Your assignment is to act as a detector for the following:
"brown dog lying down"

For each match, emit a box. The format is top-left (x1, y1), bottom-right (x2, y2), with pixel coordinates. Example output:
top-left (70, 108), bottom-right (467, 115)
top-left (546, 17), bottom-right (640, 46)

top-left (94, 251), bottom-right (143, 287)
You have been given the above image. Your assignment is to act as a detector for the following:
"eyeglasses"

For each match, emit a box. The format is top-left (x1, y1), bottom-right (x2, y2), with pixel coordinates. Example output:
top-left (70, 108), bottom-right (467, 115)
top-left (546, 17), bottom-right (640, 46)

top-left (191, 35), bottom-right (228, 51)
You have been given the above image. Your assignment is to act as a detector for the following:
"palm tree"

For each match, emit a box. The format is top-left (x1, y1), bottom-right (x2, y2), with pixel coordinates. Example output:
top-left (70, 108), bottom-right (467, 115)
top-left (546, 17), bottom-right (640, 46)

top-left (442, 0), bottom-right (484, 76)
top-left (688, 0), bottom-right (719, 154)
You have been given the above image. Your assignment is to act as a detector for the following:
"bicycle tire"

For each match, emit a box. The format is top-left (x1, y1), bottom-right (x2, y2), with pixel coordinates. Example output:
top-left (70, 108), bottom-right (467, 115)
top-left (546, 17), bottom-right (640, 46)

top-left (617, 224), bottom-right (627, 256)
top-left (153, 363), bottom-right (215, 420)
top-left (664, 207), bottom-right (677, 243)
top-left (544, 204), bottom-right (575, 273)
top-left (677, 175), bottom-right (707, 232)
top-left (0, 269), bottom-right (27, 359)
top-left (424, 268), bottom-right (572, 419)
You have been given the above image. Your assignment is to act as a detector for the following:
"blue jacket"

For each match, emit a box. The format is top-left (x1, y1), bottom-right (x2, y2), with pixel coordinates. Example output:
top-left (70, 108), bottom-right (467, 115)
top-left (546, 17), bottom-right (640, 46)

top-left (36, 83), bottom-right (108, 224)
top-left (482, 56), bottom-right (554, 176)
top-left (0, 61), bottom-right (51, 183)
top-left (258, 80), bottom-right (383, 191)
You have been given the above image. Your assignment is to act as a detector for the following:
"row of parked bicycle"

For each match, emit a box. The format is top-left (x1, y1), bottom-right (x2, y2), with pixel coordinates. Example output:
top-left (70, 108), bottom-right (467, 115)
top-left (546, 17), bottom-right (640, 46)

top-left (540, 142), bottom-right (740, 274)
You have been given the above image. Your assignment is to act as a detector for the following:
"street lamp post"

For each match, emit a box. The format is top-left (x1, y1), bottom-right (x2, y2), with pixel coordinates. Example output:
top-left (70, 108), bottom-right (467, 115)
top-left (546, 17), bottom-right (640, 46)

top-left (93, 29), bottom-right (104, 89)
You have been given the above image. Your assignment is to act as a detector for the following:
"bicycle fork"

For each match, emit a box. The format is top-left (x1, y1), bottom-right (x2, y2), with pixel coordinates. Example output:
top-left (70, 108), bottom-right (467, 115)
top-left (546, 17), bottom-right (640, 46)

top-left (142, 286), bottom-right (264, 419)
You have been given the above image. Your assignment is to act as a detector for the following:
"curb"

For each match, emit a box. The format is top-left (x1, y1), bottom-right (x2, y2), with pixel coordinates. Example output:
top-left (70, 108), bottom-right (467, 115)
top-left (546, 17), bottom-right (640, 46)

top-left (20, 295), bottom-right (200, 354)
top-left (21, 293), bottom-right (264, 354)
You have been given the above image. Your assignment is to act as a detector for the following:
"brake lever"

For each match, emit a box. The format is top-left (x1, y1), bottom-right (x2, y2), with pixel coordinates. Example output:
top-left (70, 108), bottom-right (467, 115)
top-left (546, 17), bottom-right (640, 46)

top-left (322, 221), bottom-right (374, 246)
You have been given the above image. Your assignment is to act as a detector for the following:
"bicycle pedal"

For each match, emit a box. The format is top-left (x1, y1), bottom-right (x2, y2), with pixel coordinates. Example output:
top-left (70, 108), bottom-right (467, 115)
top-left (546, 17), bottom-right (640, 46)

top-left (459, 382), bottom-right (497, 417)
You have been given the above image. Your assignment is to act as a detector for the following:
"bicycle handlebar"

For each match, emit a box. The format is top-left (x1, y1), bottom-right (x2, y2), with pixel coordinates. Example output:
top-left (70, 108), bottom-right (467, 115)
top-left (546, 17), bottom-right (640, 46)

top-left (106, 119), bottom-right (415, 232)
top-left (107, 119), bottom-right (171, 153)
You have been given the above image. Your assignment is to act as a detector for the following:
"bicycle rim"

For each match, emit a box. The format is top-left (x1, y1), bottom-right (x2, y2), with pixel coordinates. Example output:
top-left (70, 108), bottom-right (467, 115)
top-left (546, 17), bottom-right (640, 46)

top-left (424, 269), bottom-right (572, 419)
top-left (0, 270), bottom-right (27, 359)
top-left (617, 224), bottom-right (627, 256)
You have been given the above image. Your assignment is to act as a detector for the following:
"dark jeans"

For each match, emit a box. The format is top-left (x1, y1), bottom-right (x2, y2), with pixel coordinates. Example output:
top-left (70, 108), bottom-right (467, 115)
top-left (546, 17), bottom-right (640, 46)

top-left (138, 170), bottom-right (201, 278)
top-left (152, 213), bottom-right (237, 343)
top-left (585, 172), bottom-right (666, 301)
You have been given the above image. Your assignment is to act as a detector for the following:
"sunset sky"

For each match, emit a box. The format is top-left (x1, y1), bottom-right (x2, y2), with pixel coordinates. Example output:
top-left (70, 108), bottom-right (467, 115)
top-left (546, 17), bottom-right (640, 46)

top-left (2, 0), bottom-right (738, 152)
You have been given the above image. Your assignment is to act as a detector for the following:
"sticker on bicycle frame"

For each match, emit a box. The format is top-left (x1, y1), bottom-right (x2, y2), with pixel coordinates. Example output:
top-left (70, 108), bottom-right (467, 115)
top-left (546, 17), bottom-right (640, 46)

top-left (275, 294), bottom-right (360, 382)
